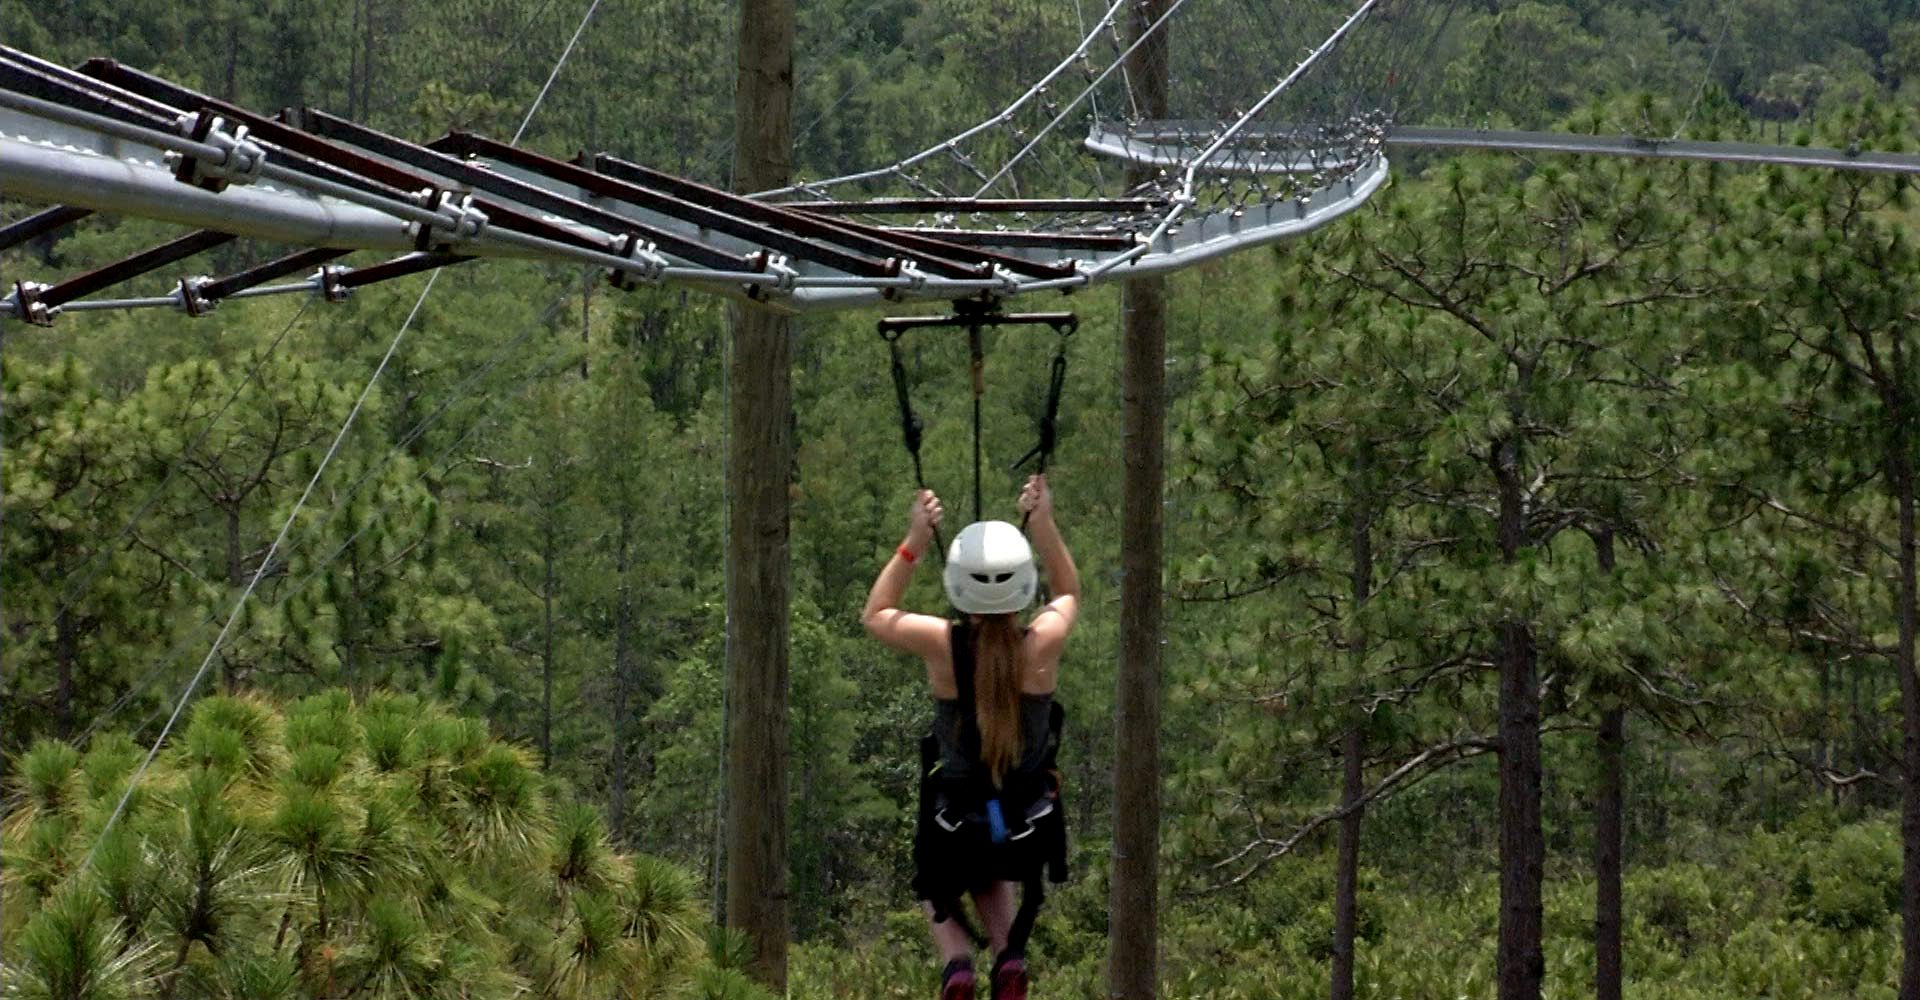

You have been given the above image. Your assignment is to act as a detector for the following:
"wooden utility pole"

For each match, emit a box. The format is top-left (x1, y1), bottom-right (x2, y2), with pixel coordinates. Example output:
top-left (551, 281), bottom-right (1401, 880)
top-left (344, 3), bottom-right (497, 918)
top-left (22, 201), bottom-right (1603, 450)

top-left (725, 0), bottom-right (796, 989)
top-left (1109, 2), bottom-right (1170, 997)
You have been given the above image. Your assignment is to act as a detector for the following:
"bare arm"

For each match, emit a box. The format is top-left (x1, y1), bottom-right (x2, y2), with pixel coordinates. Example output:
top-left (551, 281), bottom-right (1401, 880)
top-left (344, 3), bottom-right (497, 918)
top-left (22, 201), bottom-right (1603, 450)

top-left (1020, 476), bottom-right (1079, 661)
top-left (861, 490), bottom-right (949, 660)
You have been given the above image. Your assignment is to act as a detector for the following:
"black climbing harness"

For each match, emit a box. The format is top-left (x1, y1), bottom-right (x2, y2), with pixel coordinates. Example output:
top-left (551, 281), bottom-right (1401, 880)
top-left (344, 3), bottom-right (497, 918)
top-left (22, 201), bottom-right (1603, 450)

top-left (878, 299), bottom-right (1077, 557)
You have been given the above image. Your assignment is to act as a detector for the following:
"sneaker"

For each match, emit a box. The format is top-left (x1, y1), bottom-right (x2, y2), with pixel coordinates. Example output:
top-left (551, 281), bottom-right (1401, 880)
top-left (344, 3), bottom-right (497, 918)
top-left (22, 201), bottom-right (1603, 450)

top-left (941, 959), bottom-right (976, 1000)
top-left (990, 955), bottom-right (1028, 1000)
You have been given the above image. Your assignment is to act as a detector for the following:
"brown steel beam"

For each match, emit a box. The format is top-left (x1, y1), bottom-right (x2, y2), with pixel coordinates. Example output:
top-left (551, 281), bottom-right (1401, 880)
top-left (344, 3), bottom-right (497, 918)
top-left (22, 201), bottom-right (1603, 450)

top-left (588, 152), bottom-right (1020, 279)
top-left (337, 252), bottom-right (471, 289)
top-left (199, 247), bottom-right (351, 302)
top-left (403, 131), bottom-right (890, 278)
top-left (437, 134), bottom-right (983, 280)
top-left (0, 206), bottom-right (92, 251)
top-left (39, 229), bottom-right (235, 307)
top-left (788, 197), bottom-right (1165, 215)
top-left (79, 62), bottom-right (622, 260)
top-left (890, 228), bottom-right (1137, 252)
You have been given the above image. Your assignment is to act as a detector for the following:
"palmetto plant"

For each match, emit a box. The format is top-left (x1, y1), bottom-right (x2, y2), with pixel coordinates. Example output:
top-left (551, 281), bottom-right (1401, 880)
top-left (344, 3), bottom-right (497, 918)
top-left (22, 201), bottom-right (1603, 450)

top-left (1, 692), bottom-right (768, 1000)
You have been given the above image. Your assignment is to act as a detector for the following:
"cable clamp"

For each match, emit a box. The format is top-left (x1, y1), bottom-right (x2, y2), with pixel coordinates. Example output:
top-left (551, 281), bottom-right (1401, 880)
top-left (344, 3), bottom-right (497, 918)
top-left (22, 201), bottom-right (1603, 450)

top-left (169, 111), bottom-right (268, 192)
top-left (9, 281), bottom-right (53, 327)
top-left (761, 254), bottom-right (799, 293)
top-left (315, 266), bottom-right (352, 304)
top-left (408, 189), bottom-right (489, 250)
top-left (176, 276), bottom-right (218, 317)
top-left (607, 233), bottom-right (665, 290)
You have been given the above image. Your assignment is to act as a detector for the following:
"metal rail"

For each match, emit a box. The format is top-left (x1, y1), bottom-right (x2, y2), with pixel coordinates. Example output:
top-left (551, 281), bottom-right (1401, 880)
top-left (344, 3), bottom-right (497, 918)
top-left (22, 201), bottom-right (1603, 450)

top-left (1109, 121), bottom-right (1920, 177)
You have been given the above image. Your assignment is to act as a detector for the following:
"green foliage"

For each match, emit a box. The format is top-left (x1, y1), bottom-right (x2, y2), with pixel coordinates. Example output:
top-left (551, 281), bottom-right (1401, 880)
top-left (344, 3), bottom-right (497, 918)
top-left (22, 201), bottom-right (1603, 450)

top-left (0, 694), bottom-right (769, 1000)
top-left (11, 2), bottom-right (1920, 997)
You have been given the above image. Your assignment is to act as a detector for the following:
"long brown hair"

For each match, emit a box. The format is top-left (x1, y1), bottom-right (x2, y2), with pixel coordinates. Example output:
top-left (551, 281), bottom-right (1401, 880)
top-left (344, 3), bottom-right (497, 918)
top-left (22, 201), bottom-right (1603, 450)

top-left (972, 613), bottom-right (1025, 787)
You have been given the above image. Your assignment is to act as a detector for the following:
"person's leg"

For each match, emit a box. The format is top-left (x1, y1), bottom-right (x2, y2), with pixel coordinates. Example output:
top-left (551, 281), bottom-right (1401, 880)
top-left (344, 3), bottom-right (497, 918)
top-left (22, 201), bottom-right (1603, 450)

top-left (971, 881), bottom-right (1016, 955)
top-left (972, 881), bottom-right (1029, 999)
top-left (927, 902), bottom-right (975, 963)
top-left (929, 901), bottom-right (978, 998)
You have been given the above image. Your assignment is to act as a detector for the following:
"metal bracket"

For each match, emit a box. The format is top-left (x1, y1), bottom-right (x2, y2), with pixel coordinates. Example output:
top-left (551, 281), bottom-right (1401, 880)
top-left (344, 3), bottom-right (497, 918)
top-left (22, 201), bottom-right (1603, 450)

top-left (10, 281), bottom-right (53, 327)
top-left (607, 233), bottom-right (665, 291)
top-left (170, 110), bottom-right (268, 192)
top-left (407, 189), bottom-right (489, 251)
top-left (176, 276), bottom-right (217, 317)
top-left (316, 266), bottom-right (352, 304)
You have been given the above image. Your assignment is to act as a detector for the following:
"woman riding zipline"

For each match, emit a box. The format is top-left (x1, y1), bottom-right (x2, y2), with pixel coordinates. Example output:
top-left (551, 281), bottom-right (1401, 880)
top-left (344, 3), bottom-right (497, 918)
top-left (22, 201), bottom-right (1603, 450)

top-left (862, 474), bottom-right (1080, 1000)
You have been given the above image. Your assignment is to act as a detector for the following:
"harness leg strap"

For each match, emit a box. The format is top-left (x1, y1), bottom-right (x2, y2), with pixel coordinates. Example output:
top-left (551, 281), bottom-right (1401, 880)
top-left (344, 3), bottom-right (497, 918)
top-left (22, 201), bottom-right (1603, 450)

top-left (1003, 870), bottom-right (1047, 960)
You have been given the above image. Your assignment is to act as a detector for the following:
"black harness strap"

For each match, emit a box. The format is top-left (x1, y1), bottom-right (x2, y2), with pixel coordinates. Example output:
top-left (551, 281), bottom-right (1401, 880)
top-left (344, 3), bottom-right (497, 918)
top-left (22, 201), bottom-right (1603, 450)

top-left (969, 321), bottom-right (986, 525)
top-left (882, 327), bottom-right (946, 561)
top-left (876, 305), bottom-right (1076, 538)
top-left (1012, 318), bottom-right (1074, 535)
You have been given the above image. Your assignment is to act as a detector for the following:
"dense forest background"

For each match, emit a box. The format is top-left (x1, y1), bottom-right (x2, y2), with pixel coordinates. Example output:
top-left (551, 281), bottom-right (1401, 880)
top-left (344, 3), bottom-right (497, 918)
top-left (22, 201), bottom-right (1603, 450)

top-left (8, 1), bottom-right (1920, 997)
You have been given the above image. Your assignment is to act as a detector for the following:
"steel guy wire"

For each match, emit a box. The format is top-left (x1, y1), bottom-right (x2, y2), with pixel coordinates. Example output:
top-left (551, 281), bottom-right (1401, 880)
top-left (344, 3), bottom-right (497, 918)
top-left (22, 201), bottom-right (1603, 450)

top-left (70, 290), bottom-right (576, 752)
top-left (81, 268), bottom-right (441, 874)
top-left (21, 297), bottom-right (316, 667)
top-left (76, 0), bottom-right (609, 871)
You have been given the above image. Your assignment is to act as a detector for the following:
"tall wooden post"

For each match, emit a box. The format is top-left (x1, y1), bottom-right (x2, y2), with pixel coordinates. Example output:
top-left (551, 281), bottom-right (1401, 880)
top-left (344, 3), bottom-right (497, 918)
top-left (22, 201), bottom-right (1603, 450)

top-left (725, 0), bottom-right (795, 989)
top-left (1109, 2), bottom-right (1170, 997)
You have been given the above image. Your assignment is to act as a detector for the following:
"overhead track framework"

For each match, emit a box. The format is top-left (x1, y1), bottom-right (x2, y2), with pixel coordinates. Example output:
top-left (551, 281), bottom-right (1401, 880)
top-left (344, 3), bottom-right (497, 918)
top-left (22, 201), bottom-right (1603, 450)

top-left (0, 1), bottom-right (1468, 322)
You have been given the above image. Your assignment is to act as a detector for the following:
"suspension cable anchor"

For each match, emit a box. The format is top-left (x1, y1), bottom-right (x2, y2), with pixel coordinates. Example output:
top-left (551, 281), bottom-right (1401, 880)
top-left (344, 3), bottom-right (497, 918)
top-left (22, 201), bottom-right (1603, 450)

top-left (407, 189), bottom-right (489, 251)
top-left (607, 233), bottom-right (666, 290)
top-left (176, 276), bottom-right (217, 317)
top-left (315, 266), bottom-right (352, 304)
top-left (9, 281), bottom-right (53, 327)
top-left (168, 111), bottom-right (268, 192)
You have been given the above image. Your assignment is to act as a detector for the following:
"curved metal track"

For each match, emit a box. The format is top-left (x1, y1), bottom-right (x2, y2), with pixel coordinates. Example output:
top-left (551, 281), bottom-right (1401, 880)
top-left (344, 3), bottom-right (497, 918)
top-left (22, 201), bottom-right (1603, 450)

top-left (0, 42), bottom-right (1385, 323)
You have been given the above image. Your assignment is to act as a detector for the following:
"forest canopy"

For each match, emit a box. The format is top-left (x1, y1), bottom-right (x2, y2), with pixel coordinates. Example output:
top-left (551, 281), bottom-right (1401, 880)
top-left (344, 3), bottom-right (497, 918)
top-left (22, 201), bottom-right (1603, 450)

top-left (7, 2), bottom-right (1920, 998)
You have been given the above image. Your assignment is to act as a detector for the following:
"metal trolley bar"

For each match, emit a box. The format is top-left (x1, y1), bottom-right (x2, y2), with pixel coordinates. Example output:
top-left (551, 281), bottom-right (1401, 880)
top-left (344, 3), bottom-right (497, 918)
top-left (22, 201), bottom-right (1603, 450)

top-left (899, 229), bottom-right (1137, 252)
top-left (337, 251), bottom-right (471, 289)
top-left (591, 152), bottom-right (1080, 280)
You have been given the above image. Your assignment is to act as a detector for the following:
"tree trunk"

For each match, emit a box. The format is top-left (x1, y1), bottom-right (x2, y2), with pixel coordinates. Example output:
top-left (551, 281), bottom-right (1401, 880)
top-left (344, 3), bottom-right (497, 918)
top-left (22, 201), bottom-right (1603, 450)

top-left (358, 0), bottom-right (375, 123)
top-left (346, 1), bottom-right (363, 120)
top-left (1111, 272), bottom-right (1167, 1000)
top-left (1596, 706), bottom-right (1626, 1000)
top-left (1110, 4), bottom-right (1170, 998)
top-left (725, 1), bottom-right (796, 987)
top-left (1332, 724), bottom-right (1366, 1000)
top-left (1594, 529), bottom-right (1624, 1000)
top-left (1493, 435), bottom-right (1544, 1000)
top-left (580, 270), bottom-right (592, 381)
top-left (1892, 392), bottom-right (1920, 1000)
top-left (1332, 478), bottom-right (1374, 1000)
top-left (541, 516), bottom-right (555, 771)
top-left (610, 508), bottom-right (634, 842)
top-left (54, 604), bottom-right (76, 739)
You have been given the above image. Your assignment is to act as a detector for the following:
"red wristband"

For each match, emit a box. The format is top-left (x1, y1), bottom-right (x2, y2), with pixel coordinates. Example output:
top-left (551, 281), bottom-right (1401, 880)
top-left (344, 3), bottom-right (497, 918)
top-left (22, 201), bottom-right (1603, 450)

top-left (897, 544), bottom-right (919, 564)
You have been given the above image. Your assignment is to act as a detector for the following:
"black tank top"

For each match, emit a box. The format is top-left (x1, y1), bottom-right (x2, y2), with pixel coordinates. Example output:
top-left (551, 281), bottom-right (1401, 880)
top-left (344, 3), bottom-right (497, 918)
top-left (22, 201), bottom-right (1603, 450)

top-left (932, 619), bottom-right (1053, 782)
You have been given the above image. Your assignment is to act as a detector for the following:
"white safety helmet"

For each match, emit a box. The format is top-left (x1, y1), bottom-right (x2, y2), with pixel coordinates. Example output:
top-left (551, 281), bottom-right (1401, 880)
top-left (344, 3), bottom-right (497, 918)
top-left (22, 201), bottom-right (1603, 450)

top-left (944, 520), bottom-right (1038, 615)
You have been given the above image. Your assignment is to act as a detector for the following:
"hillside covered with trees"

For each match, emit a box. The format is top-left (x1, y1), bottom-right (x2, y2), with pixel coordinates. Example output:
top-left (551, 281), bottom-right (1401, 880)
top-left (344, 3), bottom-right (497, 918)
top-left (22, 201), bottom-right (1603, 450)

top-left (8, 1), bottom-right (1920, 998)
